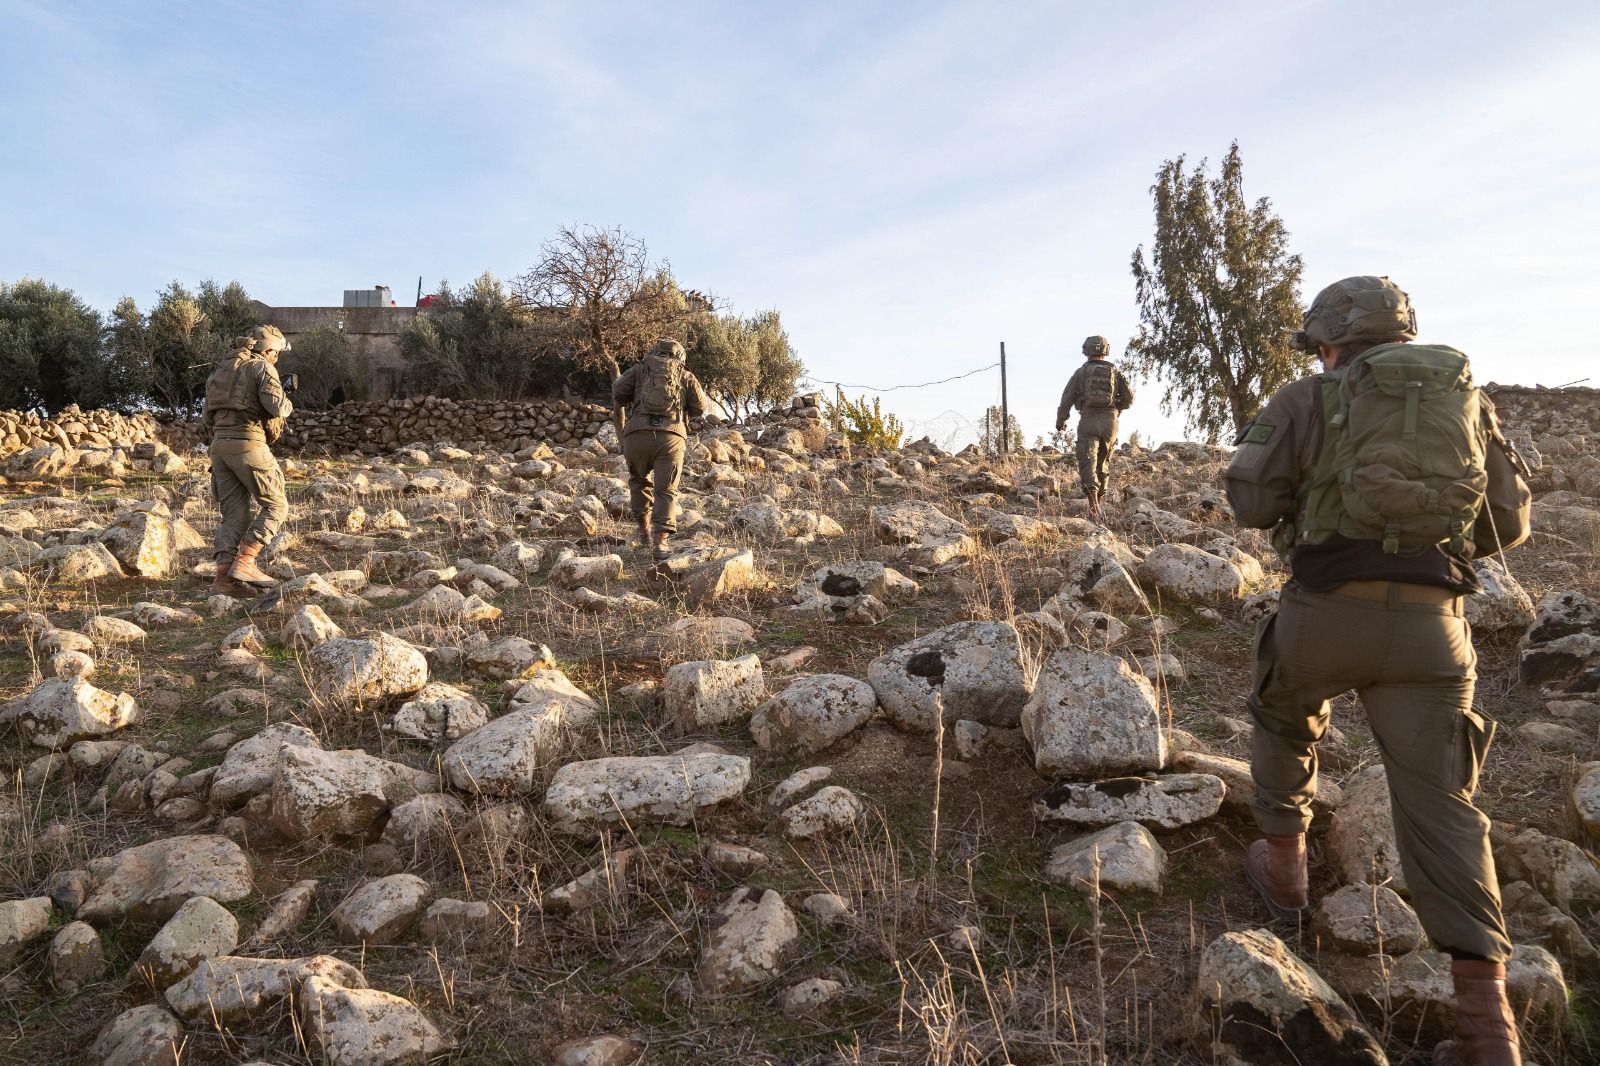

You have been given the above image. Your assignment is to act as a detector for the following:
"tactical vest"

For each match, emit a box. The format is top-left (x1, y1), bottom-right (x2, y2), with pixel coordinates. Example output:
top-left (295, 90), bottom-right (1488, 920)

top-left (1083, 361), bottom-right (1119, 410)
top-left (1288, 343), bottom-right (1489, 556)
top-left (205, 351), bottom-right (283, 443)
top-left (637, 351), bottom-right (686, 419)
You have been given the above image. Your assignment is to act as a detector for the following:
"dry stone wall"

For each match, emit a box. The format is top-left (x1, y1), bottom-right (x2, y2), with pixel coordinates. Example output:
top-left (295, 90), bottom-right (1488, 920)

top-left (278, 397), bottom-right (615, 455)
top-left (0, 406), bottom-right (166, 462)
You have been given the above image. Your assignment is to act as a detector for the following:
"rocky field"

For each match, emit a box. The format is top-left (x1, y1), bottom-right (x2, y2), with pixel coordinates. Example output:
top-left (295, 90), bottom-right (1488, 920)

top-left (0, 392), bottom-right (1597, 1066)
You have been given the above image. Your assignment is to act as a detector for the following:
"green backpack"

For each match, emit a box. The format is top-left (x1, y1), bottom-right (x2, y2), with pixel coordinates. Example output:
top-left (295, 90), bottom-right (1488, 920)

top-left (1293, 343), bottom-right (1489, 555)
top-left (1083, 361), bottom-right (1119, 410)
top-left (638, 351), bottom-right (686, 419)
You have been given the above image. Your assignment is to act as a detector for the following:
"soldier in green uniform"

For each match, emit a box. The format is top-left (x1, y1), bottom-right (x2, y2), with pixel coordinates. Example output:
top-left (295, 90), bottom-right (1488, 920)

top-left (612, 339), bottom-right (712, 560)
top-left (1055, 335), bottom-right (1134, 518)
top-left (203, 325), bottom-right (294, 596)
top-left (1224, 277), bottom-right (1532, 1066)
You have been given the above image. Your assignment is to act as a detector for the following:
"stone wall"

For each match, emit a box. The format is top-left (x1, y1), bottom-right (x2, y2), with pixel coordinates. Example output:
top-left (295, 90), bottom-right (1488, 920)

top-left (0, 405), bottom-right (166, 461)
top-left (278, 396), bottom-right (616, 454)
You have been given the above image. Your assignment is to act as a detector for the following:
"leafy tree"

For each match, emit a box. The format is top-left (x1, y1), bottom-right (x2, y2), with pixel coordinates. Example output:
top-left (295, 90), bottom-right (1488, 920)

top-left (1127, 142), bottom-right (1309, 443)
top-left (144, 282), bottom-right (213, 414)
top-left (749, 310), bottom-right (804, 414)
top-left (88, 296), bottom-right (156, 409)
top-left (0, 278), bottom-right (103, 412)
top-left (401, 274), bottom-right (592, 401)
top-left (515, 225), bottom-right (686, 383)
top-left (824, 388), bottom-right (903, 451)
top-left (978, 405), bottom-right (1023, 455)
top-left (277, 325), bottom-right (365, 408)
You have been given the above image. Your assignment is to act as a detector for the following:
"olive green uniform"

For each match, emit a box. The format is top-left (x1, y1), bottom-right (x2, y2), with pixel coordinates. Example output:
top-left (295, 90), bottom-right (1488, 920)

top-left (1056, 358), bottom-right (1134, 496)
top-left (203, 350), bottom-right (293, 564)
top-left (611, 361), bottom-right (711, 534)
top-left (1224, 371), bottom-right (1512, 962)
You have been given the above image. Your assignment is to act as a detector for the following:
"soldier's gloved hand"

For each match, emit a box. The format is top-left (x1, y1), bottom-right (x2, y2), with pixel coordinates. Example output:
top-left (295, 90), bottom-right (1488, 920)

top-left (280, 372), bottom-right (300, 395)
top-left (1054, 420), bottom-right (1064, 433)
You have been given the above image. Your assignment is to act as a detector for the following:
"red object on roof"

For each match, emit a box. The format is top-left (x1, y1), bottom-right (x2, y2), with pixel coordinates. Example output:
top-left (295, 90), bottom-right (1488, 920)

top-left (417, 295), bottom-right (437, 308)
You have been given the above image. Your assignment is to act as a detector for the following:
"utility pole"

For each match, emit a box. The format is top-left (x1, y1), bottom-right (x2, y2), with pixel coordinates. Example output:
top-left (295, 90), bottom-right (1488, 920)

top-left (416, 276), bottom-right (423, 305)
top-left (1000, 341), bottom-right (1010, 456)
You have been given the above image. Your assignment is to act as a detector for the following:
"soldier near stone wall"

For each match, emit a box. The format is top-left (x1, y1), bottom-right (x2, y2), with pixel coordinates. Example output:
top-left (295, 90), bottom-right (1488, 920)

top-left (611, 339), bottom-right (711, 560)
top-left (1224, 276), bottom-right (1533, 1066)
top-left (202, 325), bottom-right (295, 596)
top-left (1055, 335), bottom-right (1134, 518)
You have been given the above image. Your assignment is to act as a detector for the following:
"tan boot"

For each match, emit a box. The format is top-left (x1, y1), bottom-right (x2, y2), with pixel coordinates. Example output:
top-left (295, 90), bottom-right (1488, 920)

top-left (1244, 833), bottom-right (1310, 920)
top-left (1434, 960), bottom-right (1521, 1066)
top-left (210, 561), bottom-right (250, 597)
top-left (227, 543), bottom-right (276, 588)
top-left (651, 531), bottom-right (671, 562)
top-left (1085, 490), bottom-right (1103, 521)
top-left (635, 518), bottom-right (651, 549)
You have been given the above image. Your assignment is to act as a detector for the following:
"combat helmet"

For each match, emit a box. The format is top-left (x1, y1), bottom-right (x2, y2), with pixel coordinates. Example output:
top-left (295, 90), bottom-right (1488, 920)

top-left (1288, 276), bottom-right (1417, 352)
top-left (242, 324), bottom-right (292, 355)
top-left (650, 338), bottom-right (686, 360)
top-left (1082, 335), bottom-right (1110, 357)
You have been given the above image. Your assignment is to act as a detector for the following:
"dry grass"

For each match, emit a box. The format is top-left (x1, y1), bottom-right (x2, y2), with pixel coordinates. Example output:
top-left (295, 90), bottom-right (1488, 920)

top-left (0, 440), bottom-right (1594, 1065)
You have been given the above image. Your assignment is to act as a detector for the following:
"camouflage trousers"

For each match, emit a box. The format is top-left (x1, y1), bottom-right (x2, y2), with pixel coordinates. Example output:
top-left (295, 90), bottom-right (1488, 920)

top-left (210, 438), bottom-right (288, 561)
top-left (1075, 409), bottom-right (1117, 495)
top-left (1249, 580), bottom-right (1510, 961)
top-left (623, 429), bottom-right (687, 533)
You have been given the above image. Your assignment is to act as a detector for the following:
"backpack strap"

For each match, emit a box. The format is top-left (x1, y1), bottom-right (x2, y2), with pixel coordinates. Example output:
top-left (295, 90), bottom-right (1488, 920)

top-left (1291, 371), bottom-right (1348, 547)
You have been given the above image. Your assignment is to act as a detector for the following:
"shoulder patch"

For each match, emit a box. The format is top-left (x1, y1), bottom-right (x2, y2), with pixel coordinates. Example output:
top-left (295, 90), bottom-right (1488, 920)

top-left (1234, 423), bottom-right (1274, 446)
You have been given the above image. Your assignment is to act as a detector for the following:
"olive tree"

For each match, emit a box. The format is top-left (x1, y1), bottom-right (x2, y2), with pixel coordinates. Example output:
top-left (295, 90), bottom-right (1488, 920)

top-left (1127, 142), bottom-right (1310, 443)
top-left (0, 278), bottom-right (103, 412)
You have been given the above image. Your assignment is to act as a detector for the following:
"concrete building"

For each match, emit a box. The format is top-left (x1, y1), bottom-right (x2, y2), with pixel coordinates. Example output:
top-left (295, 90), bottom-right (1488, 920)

top-left (252, 296), bottom-right (419, 401)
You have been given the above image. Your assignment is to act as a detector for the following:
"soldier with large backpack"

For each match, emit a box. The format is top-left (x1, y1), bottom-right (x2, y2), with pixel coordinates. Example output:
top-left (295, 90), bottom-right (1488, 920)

top-left (1055, 335), bottom-right (1134, 518)
top-left (202, 324), bottom-right (296, 597)
top-left (1225, 276), bottom-right (1533, 1066)
top-left (612, 339), bottom-right (712, 560)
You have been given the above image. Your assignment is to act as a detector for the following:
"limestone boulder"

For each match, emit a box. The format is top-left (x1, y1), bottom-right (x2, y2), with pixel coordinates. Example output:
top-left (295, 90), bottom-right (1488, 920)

top-left (99, 510), bottom-right (176, 578)
top-left (698, 888), bottom-right (799, 995)
top-left (552, 1035), bottom-right (647, 1066)
top-left (466, 636), bottom-right (555, 679)
top-left (90, 1004), bottom-right (185, 1066)
top-left (1325, 944), bottom-right (1568, 1035)
top-left (1314, 884), bottom-right (1425, 956)
top-left (778, 785), bottom-right (864, 839)
top-left (1502, 827), bottom-right (1600, 916)
top-left (209, 722), bottom-right (322, 809)
top-left (870, 500), bottom-right (966, 545)
top-left (1045, 821), bottom-right (1167, 894)
top-left (0, 897), bottom-right (54, 963)
top-left (269, 745), bottom-right (392, 841)
top-left (9, 677), bottom-right (140, 749)
top-left (1466, 558), bottom-right (1537, 632)
top-left (750, 674), bottom-right (877, 755)
top-left (1136, 542), bottom-right (1247, 603)
top-left (543, 752), bottom-right (750, 833)
top-left (867, 620), bottom-right (1029, 731)
top-left (442, 668), bottom-right (600, 795)
top-left (549, 553), bottom-right (624, 590)
top-left (1058, 542), bottom-right (1149, 614)
top-left (308, 633), bottom-right (428, 708)
top-left (1021, 647), bottom-right (1165, 779)
top-left (387, 682), bottom-right (489, 745)
top-left (80, 835), bottom-right (253, 923)
top-left (1192, 928), bottom-right (1386, 1065)
top-left (685, 548), bottom-right (760, 607)
top-left (134, 895), bottom-right (240, 987)
top-left (282, 603), bottom-right (345, 651)
top-left (664, 653), bottom-right (766, 731)
top-left (1572, 761), bottom-right (1600, 843)
top-left (299, 974), bottom-right (453, 1066)
top-left (39, 541), bottom-right (123, 582)
top-left (331, 874), bottom-right (432, 944)
top-left (1327, 765), bottom-right (1404, 892)
top-left (1033, 774), bottom-right (1224, 830)
top-left (166, 954), bottom-right (367, 1023)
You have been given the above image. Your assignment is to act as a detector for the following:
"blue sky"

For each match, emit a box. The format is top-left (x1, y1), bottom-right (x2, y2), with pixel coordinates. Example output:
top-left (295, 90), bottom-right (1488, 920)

top-left (3, 1), bottom-right (1598, 445)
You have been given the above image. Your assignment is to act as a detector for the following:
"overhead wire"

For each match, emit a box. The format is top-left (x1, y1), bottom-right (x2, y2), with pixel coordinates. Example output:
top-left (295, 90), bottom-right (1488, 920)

top-left (806, 361), bottom-right (1002, 394)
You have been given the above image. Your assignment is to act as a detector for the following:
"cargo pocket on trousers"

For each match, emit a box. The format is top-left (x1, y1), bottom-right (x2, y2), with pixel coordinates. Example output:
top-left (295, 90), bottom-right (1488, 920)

top-left (1250, 611), bottom-right (1281, 706)
top-left (1455, 708), bottom-right (1496, 795)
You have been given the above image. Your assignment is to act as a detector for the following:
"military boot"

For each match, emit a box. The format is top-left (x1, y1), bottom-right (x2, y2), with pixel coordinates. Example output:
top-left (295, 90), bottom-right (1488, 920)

top-left (210, 558), bottom-right (251, 597)
top-left (1085, 490), bottom-right (1102, 521)
top-left (227, 543), bottom-right (276, 588)
top-left (1434, 960), bottom-right (1521, 1066)
top-left (635, 518), bottom-right (651, 549)
top-left (1244, 833), bottom-right (1310, 921)
top-left (651, 531), bottom-right (671, 562)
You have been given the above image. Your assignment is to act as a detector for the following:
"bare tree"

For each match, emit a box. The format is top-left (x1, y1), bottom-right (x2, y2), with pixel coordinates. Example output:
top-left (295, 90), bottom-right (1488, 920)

top-left (515, 225), bottom-right (685, 383)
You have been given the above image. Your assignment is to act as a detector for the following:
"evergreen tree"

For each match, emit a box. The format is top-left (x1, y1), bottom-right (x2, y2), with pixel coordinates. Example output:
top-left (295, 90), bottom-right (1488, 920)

top-left (1127, 142), bottom-right (1310, 443)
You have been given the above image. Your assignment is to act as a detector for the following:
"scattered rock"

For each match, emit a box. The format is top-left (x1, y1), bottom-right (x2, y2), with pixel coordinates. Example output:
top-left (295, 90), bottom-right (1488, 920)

top-left (1313, 884), bottom-right (1425, 956)
top-left (135, 895), bottom-right (241, 987)
top-left (166, 954), bottom-right (368, 1022)
top-left (298, 974), bottom-right (454, 1065)
top-left (867, 620), bottom-right (1029, 731)
top-left (664, 653), bottom-right (766, 731)
top-left (552, 1034), bottom-right (646, 1066)
top-left (443, 667), bottom-right (600, 795)
top-left (8, 677), bottom-right (140, 749)
top-left (750, 673), bottom-right (876, 755)
top-left (80, 834), bottom-right (253, 923)
top-left (544, 752), bottom-right (751, 833)
top-left (1045, 821), bottom-right (1167, 893)
top-left (307, 633), bottom-right (429, 708)
top-left (1021, 647), bottom-right (1166, 779)
top-left (0, 897), bottom-right (54, 963)
top-left (90, 1004), bottom-right (185, 1066)
top-left (698, 888), bottom-right (800, 995)
top-left (1034, 774), bottom-right (1224, 830)
top-left (330, 874), bottom-right (432, 944)
top-left (1326, 765), bottom-right (1405, 893)
top-left (779, 784), bottom-right (864, 839)
top-left (48, 920), bottom-right (104, 991)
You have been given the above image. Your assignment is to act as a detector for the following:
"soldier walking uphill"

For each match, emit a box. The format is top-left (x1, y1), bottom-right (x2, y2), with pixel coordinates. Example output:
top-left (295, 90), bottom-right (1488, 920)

top-left (612, 339), bottom-right (711, 561)
top-left (203, 325), bottom-right (295, 597)
top-left (1055, 335), bottom-right (1134, 518)
top-left (1224, 277), bottom-right (1533, 1066)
